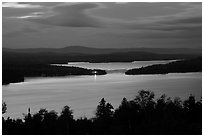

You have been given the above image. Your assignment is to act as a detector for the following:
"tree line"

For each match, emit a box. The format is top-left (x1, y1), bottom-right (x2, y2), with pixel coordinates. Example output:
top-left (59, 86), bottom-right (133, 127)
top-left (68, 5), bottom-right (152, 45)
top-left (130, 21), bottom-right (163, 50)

top-left (126, 56), bottom-right (202, 75)
top-left (3, 63), bottom-right (106, 85)
top-left (2, 90), bottom-right (202, 135)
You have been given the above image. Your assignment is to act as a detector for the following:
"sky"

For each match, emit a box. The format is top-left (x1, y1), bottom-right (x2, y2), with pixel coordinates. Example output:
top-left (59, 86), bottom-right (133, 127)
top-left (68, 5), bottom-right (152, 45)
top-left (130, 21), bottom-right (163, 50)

top-left (2, 2), bottom-right (202, 49)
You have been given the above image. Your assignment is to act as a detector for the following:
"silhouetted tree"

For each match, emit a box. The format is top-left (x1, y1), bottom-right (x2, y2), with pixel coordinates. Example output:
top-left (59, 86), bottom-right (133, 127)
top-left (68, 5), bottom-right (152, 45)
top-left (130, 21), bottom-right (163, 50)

top-left (2, 101), bottom-right (8, 134)
top-left (114, 98), bottom-right (137, 134)
top-left (94, 98), bottom-right (114, 134)
top-left (2, 101), bottom-right (7, 114)
top-left (75, 117), bottom-right (93, 134)
top-left (156, 94), bottom-right (167, 110)
top-left (134, 90), bottom-right (155, 110)
top-left (24, 108), bottom-right (33, 134)
top-left (58, 105), bottom-right (74, 134)
top-left (2, 91), bottom-right (202, 135)
top-left (43, 110), bottom-right (58, 134)
top-left (96, 98), bottom-right (114, 119)
top-left (183, 94), bottom-right (196, 111)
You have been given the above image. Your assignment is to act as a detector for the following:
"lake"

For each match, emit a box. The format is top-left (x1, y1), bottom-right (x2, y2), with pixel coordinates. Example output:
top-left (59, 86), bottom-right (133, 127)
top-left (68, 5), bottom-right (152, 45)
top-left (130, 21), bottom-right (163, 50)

top-left (52, 60), bottom-right (176, 72)
top-left (2, 60), bottom-right (202, 119)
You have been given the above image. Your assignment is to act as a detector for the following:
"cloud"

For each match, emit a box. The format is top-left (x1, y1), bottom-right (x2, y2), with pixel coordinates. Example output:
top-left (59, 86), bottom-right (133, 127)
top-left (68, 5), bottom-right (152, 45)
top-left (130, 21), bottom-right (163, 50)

top-left (110, 9), bottom-right (201, 35)
top-left (2, 2), bottom-right (42, 8)
top-left (17, 2), bottom-right (62, 7)
top-left (3, 27), bottom-right (38, 37)
top-left (2, 3), bottom-right (49, 18)
top-left (115, 2), bottom-right (129, 4)
top-left (2, 17), bottom-right (50, 37)
top-left (23, 3), bottom-right (105, 28)
top-left (100, 27), bottom-right (201, 40)
top-left (99, 3), bottom-right (202, 42)
top-left (4, 2), bottom-right (201, 30)
top-left (107, 2), bottom-right (202, 32)
top-left (6, 12), bottom-right (45, 19)
top-left (157, 16), bottom-right (201, 25)
top-left (2, 2), bottom-right (202, 49)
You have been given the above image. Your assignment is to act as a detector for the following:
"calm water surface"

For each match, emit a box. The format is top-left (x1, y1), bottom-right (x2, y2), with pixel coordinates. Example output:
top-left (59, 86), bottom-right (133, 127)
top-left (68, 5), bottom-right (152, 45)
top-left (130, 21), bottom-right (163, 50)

top-left (52, 60), bottom-right (176, 71)
top-left (3, 61), bottom-right (201, 119)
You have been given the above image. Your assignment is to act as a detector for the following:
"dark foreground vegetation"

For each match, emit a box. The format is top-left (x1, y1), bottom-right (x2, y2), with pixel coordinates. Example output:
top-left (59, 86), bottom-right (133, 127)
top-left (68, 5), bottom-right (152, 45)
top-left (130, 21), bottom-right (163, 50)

top-left (3, 63), bottom-right (106, 85)
top-left (126, 56), bottom-right (202, 75)
top-left (2, 90), bottom-right (202, 135)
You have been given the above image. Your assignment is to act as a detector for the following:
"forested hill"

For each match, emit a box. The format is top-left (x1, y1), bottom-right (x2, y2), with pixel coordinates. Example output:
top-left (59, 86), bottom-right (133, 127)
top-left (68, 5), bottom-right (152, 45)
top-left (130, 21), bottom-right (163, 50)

top-left (125, 56), bottom-right (202, 75)
top-left (3, 46), bottom-right (199, 64)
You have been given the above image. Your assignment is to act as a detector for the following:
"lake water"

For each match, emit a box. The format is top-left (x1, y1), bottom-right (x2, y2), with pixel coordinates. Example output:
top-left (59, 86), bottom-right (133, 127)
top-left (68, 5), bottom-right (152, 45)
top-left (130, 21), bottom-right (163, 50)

top-left (2, 60), bottom-right (202, 119)
top-left (52, 60), bottom-right (176, 73)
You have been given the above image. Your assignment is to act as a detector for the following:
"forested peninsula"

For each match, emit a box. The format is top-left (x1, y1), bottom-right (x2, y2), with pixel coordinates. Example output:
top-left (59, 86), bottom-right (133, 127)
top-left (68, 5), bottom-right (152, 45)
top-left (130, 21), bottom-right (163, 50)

top-left (125, 57), bottom-right (202, 75)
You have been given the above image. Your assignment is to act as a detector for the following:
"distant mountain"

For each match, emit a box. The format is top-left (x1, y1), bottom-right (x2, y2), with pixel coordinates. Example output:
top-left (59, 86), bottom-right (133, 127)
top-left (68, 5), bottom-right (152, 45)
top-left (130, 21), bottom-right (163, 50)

top-left (3, 46), bottom-right (201, 55)
top-left (3, 46), bottom-right (200, 64)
